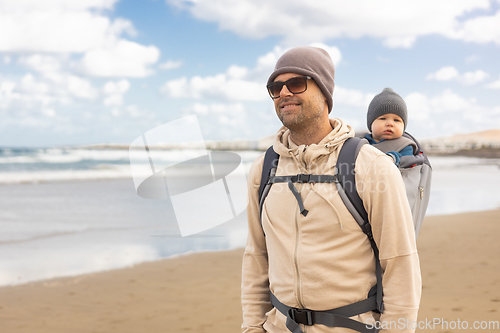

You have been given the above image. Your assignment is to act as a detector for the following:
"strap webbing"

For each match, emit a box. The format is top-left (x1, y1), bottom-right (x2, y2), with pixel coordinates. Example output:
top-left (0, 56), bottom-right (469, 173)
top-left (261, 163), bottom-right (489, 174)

top-left (336, 138), bottom-right (369, 223)
top-left (270, 292), bottom-right (380, 333)
top-left (287, 182), bottom-right (309, 216)
top-left (258, 147), bottom-right (279, 222)
top-left (269, 174), bottom-right (338, 217)
top-left (336, 138), bottom-right (384, 313)
top-left (270, 174), bottom-right (338, 184)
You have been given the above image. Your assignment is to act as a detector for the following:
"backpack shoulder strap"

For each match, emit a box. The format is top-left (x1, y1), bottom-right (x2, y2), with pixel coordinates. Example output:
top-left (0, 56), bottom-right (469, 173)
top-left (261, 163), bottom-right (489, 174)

top-left (258, 146), bottom-right (279, 218)
top-left (335, 137), bottom-right (369, 227)
top-left (335, 137), bottom-right (384, 313)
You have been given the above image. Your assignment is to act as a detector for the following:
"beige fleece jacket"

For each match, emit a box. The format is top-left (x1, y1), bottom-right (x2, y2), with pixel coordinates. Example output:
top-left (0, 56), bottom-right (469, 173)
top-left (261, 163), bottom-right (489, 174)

top-left (241, 118), bottom-right (421, 333)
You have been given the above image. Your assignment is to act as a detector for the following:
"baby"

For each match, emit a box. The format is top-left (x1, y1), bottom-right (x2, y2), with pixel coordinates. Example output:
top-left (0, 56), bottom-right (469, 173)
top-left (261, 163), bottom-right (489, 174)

top-left (365, 88), bottom-right (415, 165)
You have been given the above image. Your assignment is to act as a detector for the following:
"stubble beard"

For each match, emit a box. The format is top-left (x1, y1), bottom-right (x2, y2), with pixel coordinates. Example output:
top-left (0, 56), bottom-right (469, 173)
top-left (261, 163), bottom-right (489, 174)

top-left (276, 94), bottom-right (326, 132)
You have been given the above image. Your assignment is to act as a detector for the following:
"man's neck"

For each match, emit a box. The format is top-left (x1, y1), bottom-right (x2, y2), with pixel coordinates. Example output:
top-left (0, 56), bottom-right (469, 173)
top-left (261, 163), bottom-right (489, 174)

top-left (289, 120), bottom-right (333, 146)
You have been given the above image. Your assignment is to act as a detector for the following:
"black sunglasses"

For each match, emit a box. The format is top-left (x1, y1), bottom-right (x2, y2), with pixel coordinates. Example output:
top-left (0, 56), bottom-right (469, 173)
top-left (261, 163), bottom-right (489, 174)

top-left (266, 76), bottom-right (312, 99)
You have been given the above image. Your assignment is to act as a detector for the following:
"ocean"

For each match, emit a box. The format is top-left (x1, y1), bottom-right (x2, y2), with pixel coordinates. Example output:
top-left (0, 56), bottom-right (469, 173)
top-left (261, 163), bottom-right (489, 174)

top-left (0, 146), bottom-right (499, 286)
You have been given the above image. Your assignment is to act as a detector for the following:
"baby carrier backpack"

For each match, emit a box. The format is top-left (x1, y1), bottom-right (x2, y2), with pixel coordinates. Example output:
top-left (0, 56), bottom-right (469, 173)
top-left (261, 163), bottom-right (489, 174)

top-left (368, 132), bottom-right (432, 236)
top-left (257, 133), bottom-right (431, 333)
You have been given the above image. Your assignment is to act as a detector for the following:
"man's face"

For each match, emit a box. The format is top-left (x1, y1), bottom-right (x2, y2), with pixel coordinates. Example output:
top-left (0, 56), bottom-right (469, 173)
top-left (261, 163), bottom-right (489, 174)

top-left (371, 113), bottom-right (405, 142)
top-left (272, 73), bottom-right (327, 130)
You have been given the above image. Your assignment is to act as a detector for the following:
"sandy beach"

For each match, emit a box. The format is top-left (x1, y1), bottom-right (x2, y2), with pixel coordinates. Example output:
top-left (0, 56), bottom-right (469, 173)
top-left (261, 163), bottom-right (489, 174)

top-left (1, 209), bottom-right (499, 333)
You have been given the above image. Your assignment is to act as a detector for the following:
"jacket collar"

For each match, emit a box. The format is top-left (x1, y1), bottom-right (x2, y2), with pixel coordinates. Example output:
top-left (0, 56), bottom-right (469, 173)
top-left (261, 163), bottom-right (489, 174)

top-left (273, 118), bottom-right (355, 164)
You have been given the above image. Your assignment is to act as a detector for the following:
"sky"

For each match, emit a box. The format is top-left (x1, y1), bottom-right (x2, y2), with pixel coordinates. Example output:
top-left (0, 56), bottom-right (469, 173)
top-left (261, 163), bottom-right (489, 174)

top-left (0, 0), bottom-right (500, 147)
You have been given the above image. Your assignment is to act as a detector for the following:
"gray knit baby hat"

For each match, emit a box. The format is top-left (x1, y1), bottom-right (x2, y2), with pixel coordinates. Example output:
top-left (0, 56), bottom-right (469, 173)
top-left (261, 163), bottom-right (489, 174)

top-left (367, 88), bottom-right (408, 131)
top-left (267, 46), bottom-right (335, 113)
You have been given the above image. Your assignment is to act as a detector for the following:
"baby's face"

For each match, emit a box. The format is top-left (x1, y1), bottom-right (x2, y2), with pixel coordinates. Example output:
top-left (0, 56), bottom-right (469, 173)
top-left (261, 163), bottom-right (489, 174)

top-left (371, 113), bottom-right (404, 142)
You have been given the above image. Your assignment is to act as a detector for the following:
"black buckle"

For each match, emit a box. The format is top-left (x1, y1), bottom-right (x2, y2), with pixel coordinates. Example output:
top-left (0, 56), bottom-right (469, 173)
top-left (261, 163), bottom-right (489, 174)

top-left (332, 174), bottom-right (340, 183)
top-left (362, 223), bottom-right (374, 240)
top-left (295, 174), bottom-right (311, 183)
top-left (289, 308), bottom-right (314, 326)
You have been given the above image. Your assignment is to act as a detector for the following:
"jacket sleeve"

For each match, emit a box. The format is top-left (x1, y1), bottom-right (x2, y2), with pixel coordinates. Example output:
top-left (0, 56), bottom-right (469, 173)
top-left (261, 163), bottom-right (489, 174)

top-left (241, 154), bottom-right (273, 333)
top-left (399, 145), bottom-right (415, 156)
top-left (357, 147), bottom-right (422, 333)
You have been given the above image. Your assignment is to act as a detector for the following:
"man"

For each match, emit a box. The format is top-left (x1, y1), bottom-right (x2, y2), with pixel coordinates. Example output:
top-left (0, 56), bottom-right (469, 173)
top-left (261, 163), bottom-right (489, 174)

top-left (241, 46), bottom-right (421, 333)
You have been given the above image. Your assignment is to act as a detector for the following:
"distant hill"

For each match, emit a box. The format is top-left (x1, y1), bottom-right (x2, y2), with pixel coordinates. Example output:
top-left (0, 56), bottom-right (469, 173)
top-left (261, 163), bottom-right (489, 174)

top-left (434, 129), bottom-right (500, 143)
top-left (421, 129), bottom-right (500, 157)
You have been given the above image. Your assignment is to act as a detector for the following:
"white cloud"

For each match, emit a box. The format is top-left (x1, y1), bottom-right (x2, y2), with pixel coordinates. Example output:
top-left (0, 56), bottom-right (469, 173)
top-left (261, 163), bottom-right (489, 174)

top-left (486, 76), bottom-right (500, 90)
top-left (19, 54), bottom-right (63, 75)
top-left (159, 60), bottom-right (183, 70)
top-left (42, 108), bottom-right (56, 117)
top-left (0, 68), bottom-right (102, 122)
top-left (81, 40), bottom-right (160, 78)
top-left (17, 55), bottom-right (99, 100)
top-left (0, 9), bottom-right (129, 53)
top-left (67, 76), bottom-right (98, 100)
top-left (462, 70), bottom-right (489, 85)
top-left (334, 86), bottom-right (374, 108)
top-left (0, 1), bottom-right (159, 78)
top-left (309, 43), bottom-right (342, 66)
top-left (426, 66), bottom-right (460, 81)
top-left (0, 79), bottom-right (20, 110)
top-left (226, 65), bottom-right (249, 80)
top-left (431, 90), bottom-right (472, 112)
top-left (184, 102), bottom-right (249, 136)
top-left (405, 89), bottom-right (474, 120)
top-left (405, 92), bottom-right (431, 121)
top-left (19, 74), bottom-right (50, 95)
top-left (167, 0), bottom-right (498, 47)
top-left (403, 89), bottom-right (500, 138)
top-left (0, 0), bottom-right (118, 12)
top-left (124, 105), bottom-right (149, 118)
top-left (103, 79), bottom-right (130, 95)
top-left (0, 73), bottom-right (76, 119)
top-left (103, 79), bottom-right (130, 106)
top-left (161, 73), bottom-right (267, 101)
top-left (451, 11), bottom-right (500, 44)
top-left (426, 66), bottom-right (489, 85)
top-left (160, 43), bottom-right (341, 102)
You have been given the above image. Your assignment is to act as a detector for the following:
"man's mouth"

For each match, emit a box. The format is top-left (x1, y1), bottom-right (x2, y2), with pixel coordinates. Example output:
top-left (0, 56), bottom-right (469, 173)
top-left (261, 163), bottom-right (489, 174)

top-left (280, 102), bottom-right (300, 111)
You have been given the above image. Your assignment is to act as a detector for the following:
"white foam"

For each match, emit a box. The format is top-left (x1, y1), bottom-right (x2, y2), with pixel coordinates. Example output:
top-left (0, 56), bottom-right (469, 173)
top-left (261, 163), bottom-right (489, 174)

top-left (0, 166), bottom-right (135, 184)
top-left (0, 148), bottom-right (208, 165)
top-left (0, 243), bottom-right (161, 286)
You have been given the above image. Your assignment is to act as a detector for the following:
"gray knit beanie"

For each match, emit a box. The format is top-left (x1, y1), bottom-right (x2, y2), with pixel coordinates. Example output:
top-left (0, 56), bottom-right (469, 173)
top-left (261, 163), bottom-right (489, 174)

top-left (367, 88), bottom-right (408, 131)
top-left (267, 46), bottom-right (335, 113)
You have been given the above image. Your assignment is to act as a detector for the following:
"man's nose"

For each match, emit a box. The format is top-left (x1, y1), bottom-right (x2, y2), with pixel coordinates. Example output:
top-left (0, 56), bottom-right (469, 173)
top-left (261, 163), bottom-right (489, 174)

top-left (279, 85), bottom-right (293, 98)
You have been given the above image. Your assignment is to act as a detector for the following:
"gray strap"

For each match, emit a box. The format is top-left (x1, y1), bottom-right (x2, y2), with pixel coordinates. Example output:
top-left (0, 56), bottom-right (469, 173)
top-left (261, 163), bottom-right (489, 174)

top-left (287, 181), bottom-right (308, 216)
top-left (270, 174), bottom-right (338, 184)
top-left (271, 292), bottom-right (380, 333)
top-left (371, 136), bottom-right (417, 154)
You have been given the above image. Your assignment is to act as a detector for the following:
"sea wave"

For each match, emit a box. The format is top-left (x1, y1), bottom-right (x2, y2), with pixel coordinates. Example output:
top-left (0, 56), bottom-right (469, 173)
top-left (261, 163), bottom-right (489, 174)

top-left (0, 165), bottom-right (134, 184)
top-left (0, 147), bottom-right (261, 184)
top-left (0, 148), bottom-right (213, 164)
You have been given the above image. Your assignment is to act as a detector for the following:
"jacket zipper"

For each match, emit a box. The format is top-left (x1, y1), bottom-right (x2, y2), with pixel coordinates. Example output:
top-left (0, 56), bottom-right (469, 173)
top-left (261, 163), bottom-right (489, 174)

top-left (295, 146), bottom-right (307, 331)
top-left (294, 202), bottom-right (305, 309)
top-left (294, 194), bottom-right (307, 333)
